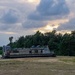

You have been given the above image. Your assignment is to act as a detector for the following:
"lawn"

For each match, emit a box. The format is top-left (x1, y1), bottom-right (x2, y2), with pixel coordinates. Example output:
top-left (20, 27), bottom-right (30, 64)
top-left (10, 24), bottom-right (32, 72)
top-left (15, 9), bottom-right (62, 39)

top-left (0, 56), bottom-right (75, 75)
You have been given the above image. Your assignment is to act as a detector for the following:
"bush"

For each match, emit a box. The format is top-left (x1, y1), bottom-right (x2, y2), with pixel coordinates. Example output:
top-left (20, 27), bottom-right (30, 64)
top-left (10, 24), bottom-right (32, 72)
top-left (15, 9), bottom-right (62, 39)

top-left (0, 50), bottom-right (3, 55)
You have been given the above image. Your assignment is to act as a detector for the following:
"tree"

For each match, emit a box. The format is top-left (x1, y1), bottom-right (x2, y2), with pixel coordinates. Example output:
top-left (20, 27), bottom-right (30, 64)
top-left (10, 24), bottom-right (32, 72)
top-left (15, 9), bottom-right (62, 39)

top-left (9, 36), bottom-right (13, 48)
top-left (9, 36), bottom-right (13, 44)
top-left (16, 36), bottom-right (25, 48)
top-left (7, 30), bottom-right (75, 56)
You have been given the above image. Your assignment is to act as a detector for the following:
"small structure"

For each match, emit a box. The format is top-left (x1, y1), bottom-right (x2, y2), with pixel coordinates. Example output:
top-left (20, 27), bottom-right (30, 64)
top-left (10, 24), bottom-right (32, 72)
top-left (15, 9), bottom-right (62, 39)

top-left (2, 46), bottom-right (56, 58)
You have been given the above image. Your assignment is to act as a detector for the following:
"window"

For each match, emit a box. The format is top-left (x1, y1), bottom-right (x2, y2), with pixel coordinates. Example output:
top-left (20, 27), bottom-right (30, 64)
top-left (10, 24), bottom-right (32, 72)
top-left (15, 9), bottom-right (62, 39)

top-left (29, 50), bottom-right (32, 54)
top-left (41, 50), bottom-right (43, 53)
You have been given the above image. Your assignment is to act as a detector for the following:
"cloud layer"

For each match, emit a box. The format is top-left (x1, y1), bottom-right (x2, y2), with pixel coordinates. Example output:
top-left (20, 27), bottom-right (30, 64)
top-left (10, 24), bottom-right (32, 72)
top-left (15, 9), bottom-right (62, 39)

top-left (26, 0), bottom-right (70, 29)
top-left (57, 18), bottom-right (75, 31)
top-left (37, 0), bottom-right (69, 16)
top-left (28, 0), bottom-right (69, 21)
top-left (0, 0), bottom-right (75, 46)
top-left (0, 0), bottom-right (70, 30)
top-left (0, 9), bottom-right (20, 24)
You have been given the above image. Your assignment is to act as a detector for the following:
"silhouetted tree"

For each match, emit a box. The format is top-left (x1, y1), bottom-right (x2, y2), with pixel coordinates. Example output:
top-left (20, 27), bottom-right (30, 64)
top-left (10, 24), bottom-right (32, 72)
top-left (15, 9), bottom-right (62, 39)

top-left (9, 36), bottom-right (13, 48)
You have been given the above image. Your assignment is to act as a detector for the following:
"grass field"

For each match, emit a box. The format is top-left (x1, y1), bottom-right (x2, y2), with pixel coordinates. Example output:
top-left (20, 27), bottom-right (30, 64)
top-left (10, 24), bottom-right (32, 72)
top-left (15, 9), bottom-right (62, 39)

top-left (0, 56), bottom-right (75, 75)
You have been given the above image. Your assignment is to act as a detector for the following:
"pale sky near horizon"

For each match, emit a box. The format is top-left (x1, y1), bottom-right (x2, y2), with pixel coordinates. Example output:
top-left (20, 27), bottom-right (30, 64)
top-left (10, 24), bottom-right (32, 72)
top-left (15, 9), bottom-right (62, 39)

top-left (0, 0), bottom-right (75, 46)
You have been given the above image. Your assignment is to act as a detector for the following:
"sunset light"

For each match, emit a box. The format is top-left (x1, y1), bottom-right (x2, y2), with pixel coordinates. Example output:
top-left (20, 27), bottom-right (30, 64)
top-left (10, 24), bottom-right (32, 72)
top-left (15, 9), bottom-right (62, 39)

top-left (28, 0), bottom-right (36, 3)
top-left (45, 25), bottom-right (53, 31)
top-left (35, 24), bottom-right (59, 34)
top-left (18, 0), bottom-right (40, 4)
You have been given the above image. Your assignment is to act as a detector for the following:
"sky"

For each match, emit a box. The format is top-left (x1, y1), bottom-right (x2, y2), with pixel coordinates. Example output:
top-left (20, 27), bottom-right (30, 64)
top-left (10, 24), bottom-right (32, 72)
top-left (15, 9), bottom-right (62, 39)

top-left (0, 0), bottom-right (75, 46)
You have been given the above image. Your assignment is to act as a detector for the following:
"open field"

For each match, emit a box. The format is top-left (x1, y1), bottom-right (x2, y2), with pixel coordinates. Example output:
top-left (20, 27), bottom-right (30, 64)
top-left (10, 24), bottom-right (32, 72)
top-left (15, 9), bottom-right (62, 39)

top-left (0, 56), bottom-right (75, 75)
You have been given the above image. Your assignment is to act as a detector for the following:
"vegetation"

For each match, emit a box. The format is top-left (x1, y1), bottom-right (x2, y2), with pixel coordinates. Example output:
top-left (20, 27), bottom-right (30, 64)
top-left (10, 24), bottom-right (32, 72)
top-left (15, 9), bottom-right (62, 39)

top-left (9, 36), bottom-right (13, 48)
top-left (0, 50), bottom-right (2, 55)
top-left (0, 47), bottom-right (2, 54)
top-left (8, 30), bottom-right (75, 56)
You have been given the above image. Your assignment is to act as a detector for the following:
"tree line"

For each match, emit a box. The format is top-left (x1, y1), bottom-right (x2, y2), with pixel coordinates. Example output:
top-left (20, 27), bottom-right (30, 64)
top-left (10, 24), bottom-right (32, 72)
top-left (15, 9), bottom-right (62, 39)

top-left (8, 30), bottom-right (75, 56)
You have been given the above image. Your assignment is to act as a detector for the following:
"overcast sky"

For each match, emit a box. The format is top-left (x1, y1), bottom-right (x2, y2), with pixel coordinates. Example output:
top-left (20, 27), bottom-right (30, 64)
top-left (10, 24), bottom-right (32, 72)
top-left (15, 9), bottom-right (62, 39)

top-left (0, 0), bottom-right (75, 46)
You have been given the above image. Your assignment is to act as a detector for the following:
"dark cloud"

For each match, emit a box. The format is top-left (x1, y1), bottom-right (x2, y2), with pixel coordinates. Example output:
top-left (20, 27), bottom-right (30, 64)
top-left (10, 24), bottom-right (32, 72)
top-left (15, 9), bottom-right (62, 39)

top-left (37, 0), bottom-right (69, 16)
top-left (0, 9), bottom-right (20, 24)
top-left (0, 9), bottom-right (22, 30)
top-left (28, 0), bottom-right (70, 21)
top-left (22, 20), bottom-right (47, 28)
top-left (28, 11), bottom-right (51, 21)
top-left (57, 18), bottom-right (75, 31)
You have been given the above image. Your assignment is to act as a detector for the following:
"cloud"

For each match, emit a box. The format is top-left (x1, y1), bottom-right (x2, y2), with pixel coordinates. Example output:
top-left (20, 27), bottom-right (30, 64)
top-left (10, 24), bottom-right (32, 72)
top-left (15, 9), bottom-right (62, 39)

top-left (22, 20), bottom-right (47, 28)
top-left (37, 0), bottom-right (69, 16)
top-left (0, 9), bottom-right (21, 24)
top-left (0, 0), bottom-right (36, 31)
top-left (28, 0), bottom-right (70, 21)
top-left (0, 31), bottom-right (17, 34)
top-left (57, 18), bottom-right (75, 31)
top-left (0, 9), bottom-right (22, 30)
top-left (24, 0), bottom-right (70, 29)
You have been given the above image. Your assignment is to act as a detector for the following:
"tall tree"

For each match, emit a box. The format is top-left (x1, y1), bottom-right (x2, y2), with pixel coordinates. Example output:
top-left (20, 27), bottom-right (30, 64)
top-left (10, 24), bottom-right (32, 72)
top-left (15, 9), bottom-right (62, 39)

top-left (16, 36), bottom-right (25, 48)
top-left (9, 36), bottom-right (13, 48)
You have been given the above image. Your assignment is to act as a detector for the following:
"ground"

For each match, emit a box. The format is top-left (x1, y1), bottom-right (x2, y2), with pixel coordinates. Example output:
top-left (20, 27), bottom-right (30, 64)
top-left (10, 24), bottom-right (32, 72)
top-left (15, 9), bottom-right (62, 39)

top-left (0, 56), bottom-right (75, 75)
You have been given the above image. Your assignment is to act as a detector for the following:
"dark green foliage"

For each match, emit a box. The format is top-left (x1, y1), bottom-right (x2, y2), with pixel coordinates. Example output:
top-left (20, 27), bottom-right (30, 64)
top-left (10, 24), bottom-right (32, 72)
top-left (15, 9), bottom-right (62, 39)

top-left (0, 50), bottom-right (2, 54)
top-left (9, 30), bottom-right (75, 56)
top-left (0, 47), bottom-right (2, 54)
top-left (9, 36), bottom-right (13, 48)
top-left (16, 36), bottom-right (25, 48)
top-left (0, 47), bottom-right (2, 50)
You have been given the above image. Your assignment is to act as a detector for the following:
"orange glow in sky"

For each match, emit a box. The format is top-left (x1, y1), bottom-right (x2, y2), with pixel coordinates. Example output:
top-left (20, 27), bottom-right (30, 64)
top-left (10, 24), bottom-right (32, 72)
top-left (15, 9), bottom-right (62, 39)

top-left (34, 24), bottom-right (59, 34)
top-left (34, 19), bottom-right (69, 33)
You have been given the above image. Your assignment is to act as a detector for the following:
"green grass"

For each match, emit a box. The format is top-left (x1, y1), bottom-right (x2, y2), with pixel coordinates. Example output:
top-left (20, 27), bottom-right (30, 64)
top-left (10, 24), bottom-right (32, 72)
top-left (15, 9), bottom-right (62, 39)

top-left (0, 57), bottom-right (75, 75)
